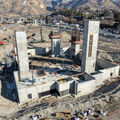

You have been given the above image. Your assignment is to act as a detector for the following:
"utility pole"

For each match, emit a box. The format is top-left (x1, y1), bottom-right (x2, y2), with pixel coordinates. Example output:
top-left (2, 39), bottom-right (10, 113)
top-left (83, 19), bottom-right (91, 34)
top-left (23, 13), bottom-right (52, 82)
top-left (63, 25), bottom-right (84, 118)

top-left (40, 25), bottom-right (44, 43)
top-left (40, 25), bottom-right (43, 42)
top-left (119, 0), bottom-right (120, 8)
top-left (28, 2), bottom-right (34, 19)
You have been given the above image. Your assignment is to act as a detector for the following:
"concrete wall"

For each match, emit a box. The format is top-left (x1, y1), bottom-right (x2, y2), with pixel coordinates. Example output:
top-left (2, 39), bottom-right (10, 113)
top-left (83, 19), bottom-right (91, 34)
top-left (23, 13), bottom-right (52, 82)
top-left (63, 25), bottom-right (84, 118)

top-left (56, 80), bottom-right (72, 92)
top-left (92, 72), bottom-right (104, 87)
top-left (0, 80), bottom-right (1, 95)
top-left (36, 82), bottom-right (55, 93)
top-left (61, 47), bottom-right (70, 54)
top-left (75, 61), bottom-right (119, 96)
top-left (51, 39), bottom-right (61, 56)
top-left (15, 48), bottom-right (36, 56)
top-left (76, 65), bottom-right (119, 96)
top-left (17, 86), bottom-right (38, 104)
top-left (100, 65), bottom-right (119, 79)
top-left (94, 58), bottom-right (120, 87)
top-left (35, 47), bottom-right (50, 55)
top-left (15, 59), bottom-right (119, 104)
top-left (13, 71), bottom-right (20, 82)
top-left (71, 43), bottom-right (80, 57)
top-left (97, 58), bottom-right (116, 68)
top-left (56, 80), bottom-right (73, 96)
top-left (93, 64), bottom-right (119, 87)
top-left (76, 80), bottom-right (95, 96)
top-left (28, 49), bottom-right (36, 56)
top-left (35, 47), bottom-right (69, 56)
top-left (17, 81), bottom-right (55, 104)
top-left (84, 73), bottom-right (95, 81)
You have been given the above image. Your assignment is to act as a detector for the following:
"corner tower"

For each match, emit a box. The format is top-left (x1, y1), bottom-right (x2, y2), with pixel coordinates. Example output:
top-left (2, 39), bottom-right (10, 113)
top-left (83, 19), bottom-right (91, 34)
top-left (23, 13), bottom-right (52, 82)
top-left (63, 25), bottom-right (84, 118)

top-left (49, 29), bottom-right (62, 56)
top-left (81, 21), bottom-right (100, 73)
top-left (70, 30), bottom-right (82, 59)
top-left (15, 31), bottom-right (30, 81)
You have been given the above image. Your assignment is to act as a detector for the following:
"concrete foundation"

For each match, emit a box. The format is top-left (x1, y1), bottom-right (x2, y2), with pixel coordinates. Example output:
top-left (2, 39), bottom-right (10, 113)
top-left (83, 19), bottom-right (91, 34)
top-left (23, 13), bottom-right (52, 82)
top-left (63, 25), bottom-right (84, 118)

top-left (14, 57), bottom-right (119, 104)
top-left (12, 21), bottom-right (120, 104)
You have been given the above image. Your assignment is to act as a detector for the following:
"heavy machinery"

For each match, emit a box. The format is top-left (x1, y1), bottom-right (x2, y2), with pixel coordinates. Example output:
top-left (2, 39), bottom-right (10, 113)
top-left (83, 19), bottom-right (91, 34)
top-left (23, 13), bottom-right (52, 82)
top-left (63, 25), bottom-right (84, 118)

top-left (0, 41), bottom-right (4, 45)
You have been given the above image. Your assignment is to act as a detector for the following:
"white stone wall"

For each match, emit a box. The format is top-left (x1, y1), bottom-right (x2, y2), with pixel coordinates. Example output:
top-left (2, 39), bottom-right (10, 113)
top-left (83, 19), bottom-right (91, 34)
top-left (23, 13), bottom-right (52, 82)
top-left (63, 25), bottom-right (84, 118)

top-left (28, 49), bottom-right (36, 56)
top-left (35, 47), bottom-right (50, 55)
top-left (36, 82), bottom-right (55, 93)
top-left (94, 58), bottom-right (120, 86)
top-left (0, 80), bottom-right (1, 95)
top-left (71, 43), bottom-right (80, 57)
top-left (15, 48), bottom-right (36, 56)
top-left (92, 72), bottom-right (104, 87)
top-left (76, 62), bottom-right (119, 96)
top-left (17, 86), bottom-right (38, 104)
top-left (61, 47), bottom-right (69, 54)
top-left (51, 39), bottom-right (61, 55)
top-left (13, 71), bottom-right (19, 82)
top-left (56, 81), bottom-right (73, 92)
top-left (100, 66), bottom-right (119, 79)
top-left (77, 80), bottom-right (95, 96)
top-left (17, 81), bottom-right (55, 104)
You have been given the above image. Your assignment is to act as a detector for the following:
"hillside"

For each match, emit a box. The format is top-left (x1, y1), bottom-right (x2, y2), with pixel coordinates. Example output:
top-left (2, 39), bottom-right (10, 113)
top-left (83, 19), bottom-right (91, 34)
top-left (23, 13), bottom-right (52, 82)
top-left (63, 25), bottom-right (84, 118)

top-left (0, 0), bottom-right (119, 17)
top-left (44, 0), bottom-right (120, 12)
top-left (43, 0), bottom-right (72, 11)
top-left (0, 0), bottom-right (46, 17)
top-left (61, 0), bottom-right (120, 12)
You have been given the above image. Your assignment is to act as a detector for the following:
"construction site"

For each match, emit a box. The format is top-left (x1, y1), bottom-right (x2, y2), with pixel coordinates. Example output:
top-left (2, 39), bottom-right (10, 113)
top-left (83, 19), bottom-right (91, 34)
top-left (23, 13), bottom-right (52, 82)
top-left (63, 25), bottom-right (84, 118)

top-left (0, 20), bottom-right (120, 120)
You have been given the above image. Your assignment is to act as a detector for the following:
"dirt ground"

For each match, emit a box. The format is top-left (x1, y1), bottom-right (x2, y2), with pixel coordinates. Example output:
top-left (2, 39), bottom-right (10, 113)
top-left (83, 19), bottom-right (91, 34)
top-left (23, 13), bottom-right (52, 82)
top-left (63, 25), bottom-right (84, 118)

top-left (0, 24), bottom-right (71, 61)
top-left (1, 23), bottom-right (120, 62)
top-left (1, 77), bottom-right (119, 120)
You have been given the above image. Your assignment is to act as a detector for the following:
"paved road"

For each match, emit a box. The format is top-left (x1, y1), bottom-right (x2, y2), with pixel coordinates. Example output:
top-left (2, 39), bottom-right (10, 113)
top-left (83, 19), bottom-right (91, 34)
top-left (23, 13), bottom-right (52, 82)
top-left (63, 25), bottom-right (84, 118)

top-left (0, 23), bottom-right (21, 30)
top-left (42, 24), bottom-right (120, 40)
top-left (1, 23), bottom-right (120, 41)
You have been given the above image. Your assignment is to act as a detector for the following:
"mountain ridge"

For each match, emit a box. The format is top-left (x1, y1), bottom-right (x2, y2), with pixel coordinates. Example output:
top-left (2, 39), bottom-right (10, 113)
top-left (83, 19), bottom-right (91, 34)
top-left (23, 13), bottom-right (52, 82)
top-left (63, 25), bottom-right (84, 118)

top-left (0, 0), bottom-right (119, 17)
top-left (0, 0), bottom-right (46, 17)
top-left (60, 0), bottom-right (120, 11)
